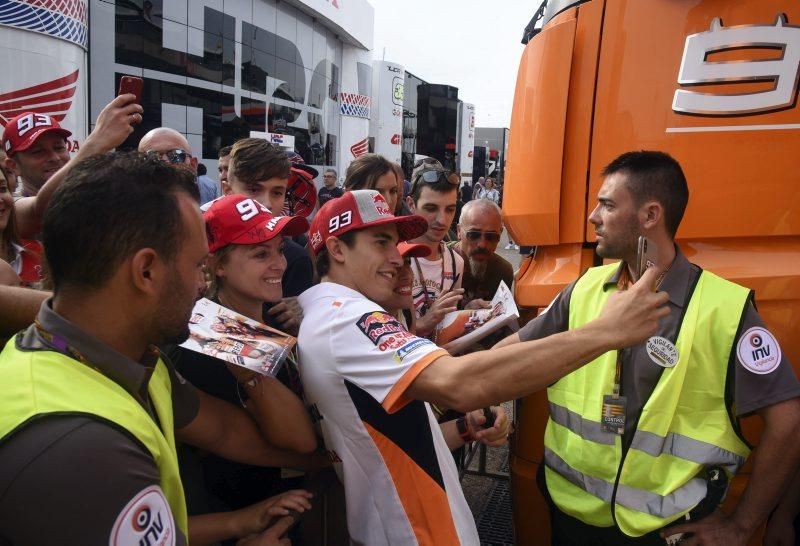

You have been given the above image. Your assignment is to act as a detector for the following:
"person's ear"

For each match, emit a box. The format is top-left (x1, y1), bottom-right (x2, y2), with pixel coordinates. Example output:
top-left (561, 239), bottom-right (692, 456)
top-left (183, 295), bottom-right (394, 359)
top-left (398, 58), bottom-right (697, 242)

top-left (130, 248), bottom-right (161, 294)
top-left (641, 200), bottom-right (663, 231)
top-left (4, 156), bottom-right (20, 177)
top-left (327, 236), bottom-right (347, 264)
top-left (406, 195), bottom-right (416, 213)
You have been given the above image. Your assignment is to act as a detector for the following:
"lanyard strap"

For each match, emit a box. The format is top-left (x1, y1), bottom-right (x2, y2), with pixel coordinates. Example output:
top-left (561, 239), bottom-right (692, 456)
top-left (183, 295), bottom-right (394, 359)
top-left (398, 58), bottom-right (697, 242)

top-left (413, 243), bottom-right (446, 316)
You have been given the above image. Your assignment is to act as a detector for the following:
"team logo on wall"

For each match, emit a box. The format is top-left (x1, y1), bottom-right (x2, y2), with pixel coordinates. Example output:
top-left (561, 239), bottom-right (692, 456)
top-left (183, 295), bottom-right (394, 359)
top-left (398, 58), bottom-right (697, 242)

top-left (350, 137), bottom-right (369, 158)
top-left (0, 69), bottom-right (79, 127)
top-left (0, 0), bottom-right (88, 48)
top-left (339, 92), bottom-right (371, 119)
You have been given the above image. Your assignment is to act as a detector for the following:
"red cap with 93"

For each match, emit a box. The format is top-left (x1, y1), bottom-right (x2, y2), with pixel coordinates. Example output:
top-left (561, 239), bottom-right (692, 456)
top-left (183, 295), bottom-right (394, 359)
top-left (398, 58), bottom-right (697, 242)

top-left (2, 112), bottom-right (72, 155)
top-left (203, 195), bottom-right (309, 253)
top-left (308, 190), bottom-right (428, 255)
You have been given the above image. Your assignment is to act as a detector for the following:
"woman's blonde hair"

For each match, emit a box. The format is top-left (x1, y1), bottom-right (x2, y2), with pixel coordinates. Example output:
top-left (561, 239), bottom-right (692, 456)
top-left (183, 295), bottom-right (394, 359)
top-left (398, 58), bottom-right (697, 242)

top-left (204, 245), bottom-right (236, 300)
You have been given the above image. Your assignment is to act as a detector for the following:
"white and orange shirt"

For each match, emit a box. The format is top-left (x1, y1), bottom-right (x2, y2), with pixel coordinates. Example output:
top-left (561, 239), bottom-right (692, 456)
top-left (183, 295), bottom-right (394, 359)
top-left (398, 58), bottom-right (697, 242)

top-left (297, 282), bottom-right (479, 546)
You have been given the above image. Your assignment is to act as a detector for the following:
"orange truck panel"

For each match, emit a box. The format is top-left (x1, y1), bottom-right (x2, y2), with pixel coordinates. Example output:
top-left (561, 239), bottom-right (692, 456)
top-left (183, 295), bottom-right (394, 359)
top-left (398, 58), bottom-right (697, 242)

top-left (507, 1), bottom-right (800, 543)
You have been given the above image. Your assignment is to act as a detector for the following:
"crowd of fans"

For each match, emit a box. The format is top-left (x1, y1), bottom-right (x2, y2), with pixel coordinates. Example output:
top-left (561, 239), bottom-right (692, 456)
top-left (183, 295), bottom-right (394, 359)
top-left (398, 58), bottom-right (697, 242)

top-left (0, 91), bottom-right (798, 546)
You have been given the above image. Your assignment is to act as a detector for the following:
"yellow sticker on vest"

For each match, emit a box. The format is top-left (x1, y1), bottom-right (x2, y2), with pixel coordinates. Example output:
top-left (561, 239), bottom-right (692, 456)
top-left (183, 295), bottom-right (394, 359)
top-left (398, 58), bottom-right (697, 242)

top-left (646, 336), bottom-right (679, 368)
top-left (737, 327), bottom-right (781, 374)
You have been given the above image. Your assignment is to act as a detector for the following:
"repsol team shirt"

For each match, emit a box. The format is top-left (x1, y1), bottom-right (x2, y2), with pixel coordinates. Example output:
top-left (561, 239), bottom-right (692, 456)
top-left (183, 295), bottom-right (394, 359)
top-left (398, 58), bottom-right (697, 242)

top-left (297, 282), bottom-right (479, 546)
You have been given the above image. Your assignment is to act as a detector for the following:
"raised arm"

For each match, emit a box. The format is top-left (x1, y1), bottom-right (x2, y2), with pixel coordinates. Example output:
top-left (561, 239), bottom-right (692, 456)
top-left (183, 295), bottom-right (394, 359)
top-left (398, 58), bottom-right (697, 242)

top-left (15, 94), bottom-right (143, 238)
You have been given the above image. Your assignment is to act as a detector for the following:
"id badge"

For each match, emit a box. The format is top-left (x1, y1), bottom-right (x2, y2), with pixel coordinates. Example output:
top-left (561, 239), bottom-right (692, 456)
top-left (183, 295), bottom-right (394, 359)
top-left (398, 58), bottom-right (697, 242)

top-left (602, 395), bottom-right (627, 435)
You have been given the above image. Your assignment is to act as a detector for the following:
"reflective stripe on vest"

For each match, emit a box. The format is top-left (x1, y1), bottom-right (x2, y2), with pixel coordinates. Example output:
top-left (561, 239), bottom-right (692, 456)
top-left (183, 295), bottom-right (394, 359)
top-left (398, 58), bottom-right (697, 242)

top-left (0, 338), bottom-right (188, 537)
top-left (544, 263), bottom-right (751, 536)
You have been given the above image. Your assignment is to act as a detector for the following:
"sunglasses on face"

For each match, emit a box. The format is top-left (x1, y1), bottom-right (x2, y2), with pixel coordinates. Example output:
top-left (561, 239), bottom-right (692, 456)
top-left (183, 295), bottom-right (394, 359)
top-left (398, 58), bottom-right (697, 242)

top-left (147, 148), bottom-right (191, 165)
top-left (465, 230), bottom-right (501, 242)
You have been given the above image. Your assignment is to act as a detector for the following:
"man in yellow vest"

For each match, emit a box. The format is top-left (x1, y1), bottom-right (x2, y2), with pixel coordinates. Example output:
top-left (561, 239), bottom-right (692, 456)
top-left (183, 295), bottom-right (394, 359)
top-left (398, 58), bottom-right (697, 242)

top-left (0, 152), bottom-right (313, 545)
top-left (498, 151), bottom-right (800, 545)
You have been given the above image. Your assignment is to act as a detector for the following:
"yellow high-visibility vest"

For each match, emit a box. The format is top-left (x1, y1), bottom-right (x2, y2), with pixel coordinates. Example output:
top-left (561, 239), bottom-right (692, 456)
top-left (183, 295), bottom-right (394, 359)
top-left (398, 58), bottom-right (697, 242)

top-left (544, 263), bottom-right (751, 536)
top-left (0, 337), bottom-right (188, 537)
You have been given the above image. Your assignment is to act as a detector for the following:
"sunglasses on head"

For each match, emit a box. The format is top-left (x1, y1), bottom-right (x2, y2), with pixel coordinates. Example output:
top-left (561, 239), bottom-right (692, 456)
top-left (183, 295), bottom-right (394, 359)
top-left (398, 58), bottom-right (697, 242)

top-left (147, 148), bottom-right (190, 165)
top-left (465, 230), bottom-right (501, 242)
top-left (410, 168), bottom-right (458, 196)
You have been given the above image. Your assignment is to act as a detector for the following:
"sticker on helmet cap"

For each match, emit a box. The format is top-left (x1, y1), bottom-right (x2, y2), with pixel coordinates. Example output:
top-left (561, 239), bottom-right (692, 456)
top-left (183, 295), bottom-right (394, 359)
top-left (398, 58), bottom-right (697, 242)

top-left (737, 327), bottom-right (781, 375)
top-left (109, 485), bottom-right (175, 546)
top-left (646, 336), bottom-right (679, 368)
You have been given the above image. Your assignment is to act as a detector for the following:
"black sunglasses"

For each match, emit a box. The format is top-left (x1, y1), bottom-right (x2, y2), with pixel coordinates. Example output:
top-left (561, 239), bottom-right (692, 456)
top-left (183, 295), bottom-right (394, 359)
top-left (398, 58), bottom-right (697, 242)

top-left (147, 148), bottom-right (191, 165)
top-left (465, 230), bottom-right (501, 242)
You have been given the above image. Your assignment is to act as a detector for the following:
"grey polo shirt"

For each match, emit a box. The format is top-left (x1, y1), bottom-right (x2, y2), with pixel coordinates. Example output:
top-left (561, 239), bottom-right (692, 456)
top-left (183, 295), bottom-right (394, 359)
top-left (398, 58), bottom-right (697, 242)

top-left (519, 248), bottom-right (800, 438)
top-left (0, 300), bottom-right (199, 546)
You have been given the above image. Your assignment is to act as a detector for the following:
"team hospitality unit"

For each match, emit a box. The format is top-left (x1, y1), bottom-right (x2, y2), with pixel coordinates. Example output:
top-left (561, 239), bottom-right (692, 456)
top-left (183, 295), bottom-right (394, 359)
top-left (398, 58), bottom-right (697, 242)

top-left (0, 93), bottom-right (798, 546)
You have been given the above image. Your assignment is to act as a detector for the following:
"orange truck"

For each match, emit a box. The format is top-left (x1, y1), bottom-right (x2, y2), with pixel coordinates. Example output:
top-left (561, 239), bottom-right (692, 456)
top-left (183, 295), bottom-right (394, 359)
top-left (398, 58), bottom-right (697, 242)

top-left (503, 0), bottom-right (800, 543)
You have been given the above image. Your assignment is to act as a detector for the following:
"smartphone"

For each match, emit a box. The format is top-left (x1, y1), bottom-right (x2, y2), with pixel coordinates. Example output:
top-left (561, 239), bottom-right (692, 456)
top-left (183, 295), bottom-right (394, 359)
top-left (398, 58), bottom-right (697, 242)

top-left (636, 236), bottom-right (658, 280)
top-left (118, 76), bottom-right (143, 104)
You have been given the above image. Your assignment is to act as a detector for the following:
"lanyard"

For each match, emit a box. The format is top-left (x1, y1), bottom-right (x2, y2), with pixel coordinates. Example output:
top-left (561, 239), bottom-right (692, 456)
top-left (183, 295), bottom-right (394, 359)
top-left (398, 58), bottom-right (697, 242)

top-left (34, 319), bottom-right (99, 372)
top-left (413, 243), bottom-right (447, 316)
top-left (611, 264), bottom-right (670, 398)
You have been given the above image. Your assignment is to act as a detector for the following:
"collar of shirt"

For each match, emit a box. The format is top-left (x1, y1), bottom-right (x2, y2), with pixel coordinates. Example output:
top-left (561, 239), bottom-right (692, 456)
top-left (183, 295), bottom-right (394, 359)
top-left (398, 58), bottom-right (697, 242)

top-left (603, 245), bottom-right (694, 307)
top-left (23, 299), bottom-right (158, 406)
top-left (298, 281), bottom-right (386, 312)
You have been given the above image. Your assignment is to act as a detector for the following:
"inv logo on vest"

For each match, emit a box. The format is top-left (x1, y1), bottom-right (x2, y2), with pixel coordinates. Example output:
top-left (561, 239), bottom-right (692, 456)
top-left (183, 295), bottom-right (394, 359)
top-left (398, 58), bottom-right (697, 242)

top-left (737, 326), bottom-right (782, 375)
top-left (110, 485), bottom-right (175, 546)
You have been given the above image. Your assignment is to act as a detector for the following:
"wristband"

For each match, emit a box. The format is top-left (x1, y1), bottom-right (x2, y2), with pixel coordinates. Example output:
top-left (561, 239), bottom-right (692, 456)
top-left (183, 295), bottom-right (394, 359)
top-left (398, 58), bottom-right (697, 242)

top-left (456, 416), bottom-right (474, 443)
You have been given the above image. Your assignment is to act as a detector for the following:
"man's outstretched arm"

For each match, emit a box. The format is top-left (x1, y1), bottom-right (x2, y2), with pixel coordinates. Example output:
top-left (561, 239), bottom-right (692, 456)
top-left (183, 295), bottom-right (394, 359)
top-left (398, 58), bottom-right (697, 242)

top-left (408, 267), bottom-right (669, 411)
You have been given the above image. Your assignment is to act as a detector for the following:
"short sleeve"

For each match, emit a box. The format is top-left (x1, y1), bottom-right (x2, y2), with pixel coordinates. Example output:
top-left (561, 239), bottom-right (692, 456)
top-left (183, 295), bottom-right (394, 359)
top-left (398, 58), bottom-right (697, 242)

top-left (518, 281), bottom-right (576, 342)
top-left (331, 301), bottom-right (448, 414)
top-left (0, 416), bottom-right (186, 546)
top-left (733, 302), bottom-right (800, 416)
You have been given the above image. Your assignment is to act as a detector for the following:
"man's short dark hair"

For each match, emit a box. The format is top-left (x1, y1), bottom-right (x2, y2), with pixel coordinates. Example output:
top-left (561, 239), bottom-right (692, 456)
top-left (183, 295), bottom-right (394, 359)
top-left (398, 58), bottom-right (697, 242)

top-left (230, 138), bottom-right (290, 184)
top-left (219, 145), bottom-right (232, 159)
top-left (602, 151), bottom-right (689, 237)
top-left (409, 168), bottom-right (457, 204)
top-left (43, 151), bottom-right (200, 293)
top-left (315, 231), bottom-right (357, 277)
top-left (197, 163), bottom-right (207, 175)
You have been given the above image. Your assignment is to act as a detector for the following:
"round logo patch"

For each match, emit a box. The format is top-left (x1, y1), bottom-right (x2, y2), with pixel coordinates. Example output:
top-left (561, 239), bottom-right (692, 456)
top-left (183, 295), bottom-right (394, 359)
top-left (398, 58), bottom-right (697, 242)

top-left (737, 326), bottom-right (781, 375)
top-left (110, 485), bottom-right (175, 546)
top-left (646, 336), bottom-right (679, 368)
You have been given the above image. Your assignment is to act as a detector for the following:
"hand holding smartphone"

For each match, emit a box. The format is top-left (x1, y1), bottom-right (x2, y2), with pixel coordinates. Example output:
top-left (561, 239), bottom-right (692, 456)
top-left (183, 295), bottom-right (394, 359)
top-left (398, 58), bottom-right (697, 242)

top-left (636, 236), bottom-right (658, 281)
top-left (118, 76), bottom-right (143, 104)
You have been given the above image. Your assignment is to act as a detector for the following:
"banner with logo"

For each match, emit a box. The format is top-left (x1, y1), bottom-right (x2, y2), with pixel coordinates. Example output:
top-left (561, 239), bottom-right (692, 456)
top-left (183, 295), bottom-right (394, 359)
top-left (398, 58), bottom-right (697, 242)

top-left (0, 3), bottom-right (88, 149)
top-left (370, 60), bottom-right (404, 165)
top-left (457, 102), bottom-right (475, 185)
top-left (339, 45), bottom-right (372, 175)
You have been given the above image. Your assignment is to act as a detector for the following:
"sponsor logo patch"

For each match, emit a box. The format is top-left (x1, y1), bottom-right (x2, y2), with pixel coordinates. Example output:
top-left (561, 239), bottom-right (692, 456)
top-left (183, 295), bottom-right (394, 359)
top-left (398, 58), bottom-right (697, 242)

top-left (110, 485), bottom-right (175, 546)
top-left (737, 326), bottom-right (781, 374)
top-left (357, 311), bottom-right (415, 349)
top-left (395, 338), bottom-right (433, 361)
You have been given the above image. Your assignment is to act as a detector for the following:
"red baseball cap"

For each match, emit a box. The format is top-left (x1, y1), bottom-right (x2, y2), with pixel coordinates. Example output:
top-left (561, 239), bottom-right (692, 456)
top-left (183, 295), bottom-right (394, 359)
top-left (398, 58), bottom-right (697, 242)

top-left (308, 190), bottom-right (428, 255)
top-left (2, 112), bottom-right (72, 155)
top-left (204, 194), bottom-right (309, 253)
top-left (398, 242), bottom-right (431, 258)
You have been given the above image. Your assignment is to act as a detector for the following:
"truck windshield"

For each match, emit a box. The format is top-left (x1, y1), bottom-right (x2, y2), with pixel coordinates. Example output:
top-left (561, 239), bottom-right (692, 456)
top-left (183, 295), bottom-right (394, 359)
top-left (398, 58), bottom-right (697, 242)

top-left (543, 0), bottom-right (589, 25)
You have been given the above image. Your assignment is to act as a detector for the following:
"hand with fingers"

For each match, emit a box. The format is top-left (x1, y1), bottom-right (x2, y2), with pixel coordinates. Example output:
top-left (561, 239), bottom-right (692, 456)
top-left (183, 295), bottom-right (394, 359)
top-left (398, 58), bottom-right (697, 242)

top-left (661, 511), bottom-right (749, 546)
top-left (236, 515), bottom-right (297, 546)
top-left (267, 297), bottom-right (303, 336)
top-left (599, 267), bottom-right (671, 348)
top-left (468, 406), bottom-right (512, 447)
top-left (81, 94), bottom-right (144, 157)
top-left (230, 490), bottom-right (313, 541)
top-left (416, 288), bottom-right (464, 337)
